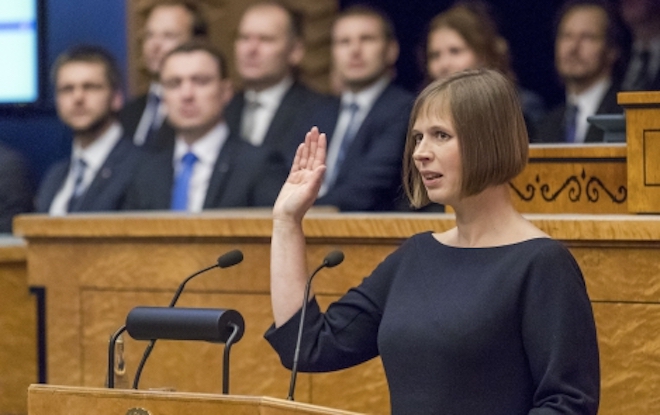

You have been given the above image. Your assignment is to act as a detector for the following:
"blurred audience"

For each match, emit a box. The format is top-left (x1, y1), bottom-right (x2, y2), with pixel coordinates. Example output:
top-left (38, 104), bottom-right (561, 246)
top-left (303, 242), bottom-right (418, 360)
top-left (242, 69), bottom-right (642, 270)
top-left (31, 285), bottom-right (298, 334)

top-left (123, 42), bottom-right (287, 212)
top-left (295, 5), bottom-right (414, 211)
top-left (424, 1), bottom-right (546, 131)
top-left (225, 1), bottom-right (328, 161)
top-left (35, 45), bottom-right (141, 215)
top-left (620, 0), bottom-right (660, 91)
top-left (0, 143), bottom-right (33, 233)
top-left (534, 0), bottom-right (624, 144)
top-left (119, 1), bottom-right (208, 150)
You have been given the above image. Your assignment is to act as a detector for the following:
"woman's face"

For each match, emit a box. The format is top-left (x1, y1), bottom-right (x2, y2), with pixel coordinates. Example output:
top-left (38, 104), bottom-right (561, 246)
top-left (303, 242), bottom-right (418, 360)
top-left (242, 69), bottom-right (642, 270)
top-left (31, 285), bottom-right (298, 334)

top-left (427, 27), bottom-right (480, 81)
top-left (411, 108), bottom-right (463, 205)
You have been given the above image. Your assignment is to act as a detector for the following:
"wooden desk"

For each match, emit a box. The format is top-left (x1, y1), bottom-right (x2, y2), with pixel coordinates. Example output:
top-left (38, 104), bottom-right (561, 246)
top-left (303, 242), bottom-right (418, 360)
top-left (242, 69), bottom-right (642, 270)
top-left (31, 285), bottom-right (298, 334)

top-left (13, 212), bottom-right (660, 414)
top-left (0, 237), bottom-right (37, 415)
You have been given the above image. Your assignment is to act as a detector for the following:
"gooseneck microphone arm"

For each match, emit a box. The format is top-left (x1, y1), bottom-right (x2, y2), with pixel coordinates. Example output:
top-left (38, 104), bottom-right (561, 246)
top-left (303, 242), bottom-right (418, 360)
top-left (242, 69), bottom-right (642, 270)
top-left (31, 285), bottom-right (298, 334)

top-left (130, 263), bottom-right (220, 389)
top-left (130, 249), bottom-right (243, 390)
top-left (287, 250), bottom-right (344, 401)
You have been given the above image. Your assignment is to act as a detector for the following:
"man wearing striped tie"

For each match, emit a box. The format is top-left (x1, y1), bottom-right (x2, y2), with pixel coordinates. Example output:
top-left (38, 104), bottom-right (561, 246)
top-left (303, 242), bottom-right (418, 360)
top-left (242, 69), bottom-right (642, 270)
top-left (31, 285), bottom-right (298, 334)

top-left (35, 45), bottom-right (141, 215)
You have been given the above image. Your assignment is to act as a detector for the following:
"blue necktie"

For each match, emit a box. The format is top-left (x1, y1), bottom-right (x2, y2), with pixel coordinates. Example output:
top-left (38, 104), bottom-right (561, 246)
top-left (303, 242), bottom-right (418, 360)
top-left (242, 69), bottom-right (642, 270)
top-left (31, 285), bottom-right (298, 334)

top-left (565, 104), bottom-right (579, 143)
top-left (67, 157), bottom-right (87, 212)
top-left (326, 102), bottom-right (360, 188)
top-left (170, 152), bottom-right (198, 211)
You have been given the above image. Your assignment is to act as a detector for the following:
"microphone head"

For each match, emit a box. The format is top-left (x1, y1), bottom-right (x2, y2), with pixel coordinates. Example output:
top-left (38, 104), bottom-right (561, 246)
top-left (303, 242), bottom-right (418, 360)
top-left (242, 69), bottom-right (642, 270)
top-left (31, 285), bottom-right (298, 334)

top-left (217, 249), bottom-right (244, 268)
top-left (323, 250), bottom-right (344, 268)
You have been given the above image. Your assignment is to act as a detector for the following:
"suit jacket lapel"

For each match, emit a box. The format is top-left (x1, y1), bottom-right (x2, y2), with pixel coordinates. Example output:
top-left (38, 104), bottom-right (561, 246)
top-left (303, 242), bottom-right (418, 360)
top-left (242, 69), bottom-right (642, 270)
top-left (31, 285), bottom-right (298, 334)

top-left (203, 138), bottom-right (235, 208)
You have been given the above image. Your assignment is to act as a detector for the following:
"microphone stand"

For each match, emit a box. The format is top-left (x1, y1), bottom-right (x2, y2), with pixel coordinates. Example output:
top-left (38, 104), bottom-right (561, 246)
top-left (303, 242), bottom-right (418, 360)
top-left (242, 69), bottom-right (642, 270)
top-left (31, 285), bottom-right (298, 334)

top-left (287, 261), bottom-right (326, 401)
top-left (131, 263), bottom-right (219, 389)
top-left (222, 322), bottom-right (241, 394)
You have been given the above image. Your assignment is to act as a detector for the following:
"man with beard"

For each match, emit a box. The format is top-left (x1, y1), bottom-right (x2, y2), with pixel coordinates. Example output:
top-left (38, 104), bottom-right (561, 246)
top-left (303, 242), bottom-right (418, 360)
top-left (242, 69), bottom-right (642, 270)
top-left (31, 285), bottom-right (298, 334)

top-left (293, 5), bottom-right (414, 211)
top-left (35, 46), bottom-right (141, 214)
top-left (534, 0), bottom-right (624, 144)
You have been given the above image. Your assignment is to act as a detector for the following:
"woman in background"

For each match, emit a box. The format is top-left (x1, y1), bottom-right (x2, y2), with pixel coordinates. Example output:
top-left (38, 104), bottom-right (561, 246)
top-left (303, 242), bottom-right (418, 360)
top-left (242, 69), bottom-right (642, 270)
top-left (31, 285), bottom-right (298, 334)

top-left (425, 2), bottom-right (546, 134)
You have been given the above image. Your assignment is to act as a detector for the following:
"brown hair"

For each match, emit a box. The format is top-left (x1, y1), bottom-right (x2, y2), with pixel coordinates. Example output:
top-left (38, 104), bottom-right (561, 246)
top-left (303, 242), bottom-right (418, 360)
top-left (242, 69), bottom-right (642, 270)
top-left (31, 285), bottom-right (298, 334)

top-left (144, 1), bottom-right (209, 38)
top-left (51, 45), bottom-right (122, 91)
top-left (160, 41), bottom-right (229, 80)
top-left (427, 2), bottom-right (513, 80)
top-left (334, 5), bottom-right (396, 42)
top-left (403, 69), bottom-right (528, 208)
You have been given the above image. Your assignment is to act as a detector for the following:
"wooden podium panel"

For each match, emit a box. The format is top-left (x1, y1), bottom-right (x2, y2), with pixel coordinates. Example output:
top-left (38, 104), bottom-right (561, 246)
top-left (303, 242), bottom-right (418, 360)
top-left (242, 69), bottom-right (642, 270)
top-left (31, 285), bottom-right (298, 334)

top-left (0, 237), bottom-right (36, 415)
top-left (511, 145), bottom-right (627, 214)
top-left (618, 91), bottom-right (660, 213)
top-left (13, 211), bottom-right (660, 414)
top-left (28, 384), bottom-right (362, 415)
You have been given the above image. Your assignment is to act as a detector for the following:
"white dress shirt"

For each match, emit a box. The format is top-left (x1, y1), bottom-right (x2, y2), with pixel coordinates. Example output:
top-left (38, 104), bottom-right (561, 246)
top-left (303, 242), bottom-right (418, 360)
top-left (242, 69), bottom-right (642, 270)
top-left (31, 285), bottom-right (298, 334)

top-left (242, 76), bottom-right (293, 146)
top-left (133, 82), bottom-right (165, 146)
top-left (49, 122), bottom-right (123, 215)
top-left (172, 122), bottom-right (229, 212)
top-left (567, 77), bottom-right (611, 144)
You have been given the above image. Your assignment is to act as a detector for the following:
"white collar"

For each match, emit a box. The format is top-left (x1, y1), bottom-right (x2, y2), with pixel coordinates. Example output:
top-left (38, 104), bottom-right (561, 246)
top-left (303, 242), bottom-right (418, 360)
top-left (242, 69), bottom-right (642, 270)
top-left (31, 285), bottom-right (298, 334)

top-left (341, 76), bottom-right (390, 112)
top-left (174, 121), bottom-right (229, 166)
top-left (71, 122), bottom-right (123, 172)
top-left (244, 76), bottom-right (294, 110)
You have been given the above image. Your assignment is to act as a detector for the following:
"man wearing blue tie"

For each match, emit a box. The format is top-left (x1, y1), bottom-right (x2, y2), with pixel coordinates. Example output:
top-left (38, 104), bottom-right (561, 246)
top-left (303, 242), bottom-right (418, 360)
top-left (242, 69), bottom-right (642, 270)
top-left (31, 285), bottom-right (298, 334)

top-left (294, 5), bottom-right (414, 211)
top-left (122, 42), bottom-right (287, 212)
top-left (35, 46), bottom-right (141, 215)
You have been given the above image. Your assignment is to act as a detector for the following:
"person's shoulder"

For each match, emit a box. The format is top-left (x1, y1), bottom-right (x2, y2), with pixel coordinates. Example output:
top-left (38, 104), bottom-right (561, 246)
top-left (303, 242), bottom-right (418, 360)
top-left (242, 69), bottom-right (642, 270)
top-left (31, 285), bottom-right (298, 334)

top-left (381, 83), bottom-right (415, 103)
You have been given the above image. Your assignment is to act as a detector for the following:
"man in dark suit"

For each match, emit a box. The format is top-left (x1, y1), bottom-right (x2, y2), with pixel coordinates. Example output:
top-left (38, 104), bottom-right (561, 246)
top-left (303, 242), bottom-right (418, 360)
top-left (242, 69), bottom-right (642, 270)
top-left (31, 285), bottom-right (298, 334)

top-left (225, 1), bottom-right (327, 161)
top-left (36, 46), bottom-right (141, 214)
top-left (0, 143), bottom-right (33, 233)
top-left (620, 0), bottom-right (660, 92)
top-left (123, 42), bottom-right (286, 211)
top-left (118, 1), bottom-right (208, 150)
top-left (297, 5), bottom-right (414, 211)
top-left (535, 0), bottom-right (624, 144)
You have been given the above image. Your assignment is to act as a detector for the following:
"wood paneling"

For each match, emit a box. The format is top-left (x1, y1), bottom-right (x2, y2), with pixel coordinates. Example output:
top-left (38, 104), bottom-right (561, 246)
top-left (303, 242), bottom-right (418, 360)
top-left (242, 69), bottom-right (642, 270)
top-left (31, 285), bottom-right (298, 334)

top-left (619, 91), bottom-right (660, 213)
top-left (0, 238), bottom-right (36, 415)
top-left (14, 212), bottom-right (660, 414)
top-left (126, 0), bottom-right (337, 96)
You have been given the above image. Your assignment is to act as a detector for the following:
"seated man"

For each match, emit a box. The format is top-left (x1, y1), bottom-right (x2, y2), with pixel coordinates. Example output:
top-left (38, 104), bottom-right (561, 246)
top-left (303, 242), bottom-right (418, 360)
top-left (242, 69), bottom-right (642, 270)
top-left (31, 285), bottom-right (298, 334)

top-left (0, 143), bottom-right (33, 233)
top-left (36, 45), bottom-right (141, 214)
top-left (123, 42), bottom-right (287, 211)
top-left (292, 6), bottom-right (414, 211)
top-left (535, 0), bottom-right (624, 144)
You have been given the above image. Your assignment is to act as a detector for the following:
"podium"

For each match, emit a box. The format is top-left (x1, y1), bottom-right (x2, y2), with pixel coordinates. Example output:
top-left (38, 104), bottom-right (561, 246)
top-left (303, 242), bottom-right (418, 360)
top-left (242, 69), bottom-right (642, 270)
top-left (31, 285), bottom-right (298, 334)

top-left (28, 384), bottom-right (362, 415)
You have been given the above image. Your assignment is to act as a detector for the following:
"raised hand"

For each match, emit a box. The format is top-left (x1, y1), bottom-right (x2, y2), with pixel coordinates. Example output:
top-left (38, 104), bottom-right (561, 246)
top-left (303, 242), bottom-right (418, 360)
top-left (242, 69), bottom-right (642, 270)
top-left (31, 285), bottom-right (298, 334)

top-left (273, 127), bottom-right (327, 222)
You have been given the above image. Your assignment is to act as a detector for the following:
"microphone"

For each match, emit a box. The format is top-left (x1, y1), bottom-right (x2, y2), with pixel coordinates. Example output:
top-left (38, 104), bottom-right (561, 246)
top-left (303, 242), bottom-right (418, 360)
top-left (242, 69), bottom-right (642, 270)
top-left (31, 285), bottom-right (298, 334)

top-left (106, 249), bottom-right (243, 389)
top-left (287, 250), bottom-right (344, 401)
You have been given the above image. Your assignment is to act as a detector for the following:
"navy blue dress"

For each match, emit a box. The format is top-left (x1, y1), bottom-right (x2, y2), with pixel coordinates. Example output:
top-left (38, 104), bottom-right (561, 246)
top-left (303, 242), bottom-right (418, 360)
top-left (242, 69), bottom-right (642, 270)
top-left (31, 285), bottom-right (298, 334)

top-left (265, 232), bottom-right (599, 415)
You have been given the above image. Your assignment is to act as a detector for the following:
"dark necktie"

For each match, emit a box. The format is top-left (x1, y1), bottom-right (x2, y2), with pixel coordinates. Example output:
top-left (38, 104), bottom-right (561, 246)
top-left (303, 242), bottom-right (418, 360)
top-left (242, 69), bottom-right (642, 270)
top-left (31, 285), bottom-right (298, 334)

top-left (326, 102), bottom-right (360, 188)
top-left (170, 152), bottom-right (198, 211)
top-left (67, 157), bottom-right (88, 212)
top-left (564, 104), bottom-right (579, 143)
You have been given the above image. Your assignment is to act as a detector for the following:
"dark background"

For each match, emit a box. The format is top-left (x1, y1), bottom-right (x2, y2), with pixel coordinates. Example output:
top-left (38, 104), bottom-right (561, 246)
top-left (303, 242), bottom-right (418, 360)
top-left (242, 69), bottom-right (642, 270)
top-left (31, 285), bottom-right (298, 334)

top-left (0, 0), bottom-right (572, 187)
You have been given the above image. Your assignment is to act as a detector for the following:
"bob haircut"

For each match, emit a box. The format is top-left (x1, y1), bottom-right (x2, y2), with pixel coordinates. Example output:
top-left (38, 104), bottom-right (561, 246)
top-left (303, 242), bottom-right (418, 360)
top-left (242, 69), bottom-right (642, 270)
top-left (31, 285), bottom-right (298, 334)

top-left (403, 69), bottom-right (528, 208)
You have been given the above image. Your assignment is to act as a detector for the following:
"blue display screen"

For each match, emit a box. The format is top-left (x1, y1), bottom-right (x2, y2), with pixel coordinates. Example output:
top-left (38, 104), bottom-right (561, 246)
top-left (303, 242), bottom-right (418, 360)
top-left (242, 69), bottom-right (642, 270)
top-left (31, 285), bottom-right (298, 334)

top-left (0, 0), bottom-right (39, 104)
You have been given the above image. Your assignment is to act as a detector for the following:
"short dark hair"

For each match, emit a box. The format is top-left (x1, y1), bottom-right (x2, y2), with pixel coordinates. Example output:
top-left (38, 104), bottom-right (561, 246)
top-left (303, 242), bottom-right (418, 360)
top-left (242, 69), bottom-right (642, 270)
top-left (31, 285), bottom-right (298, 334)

top-left (240, 1), bottom-right (304, 40)
top-left (554, 0), bottom-right (624, 51)
top-left (403, 69), bottom-right (528, 207)
top-left (160, 41), bottom-right (229, 79)
top-left (334, 5), bottom-right (397, 42)
top-left (51, 45), bottom-right (123, 91)
top-left (144, 1), bottom-right (209, 38)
